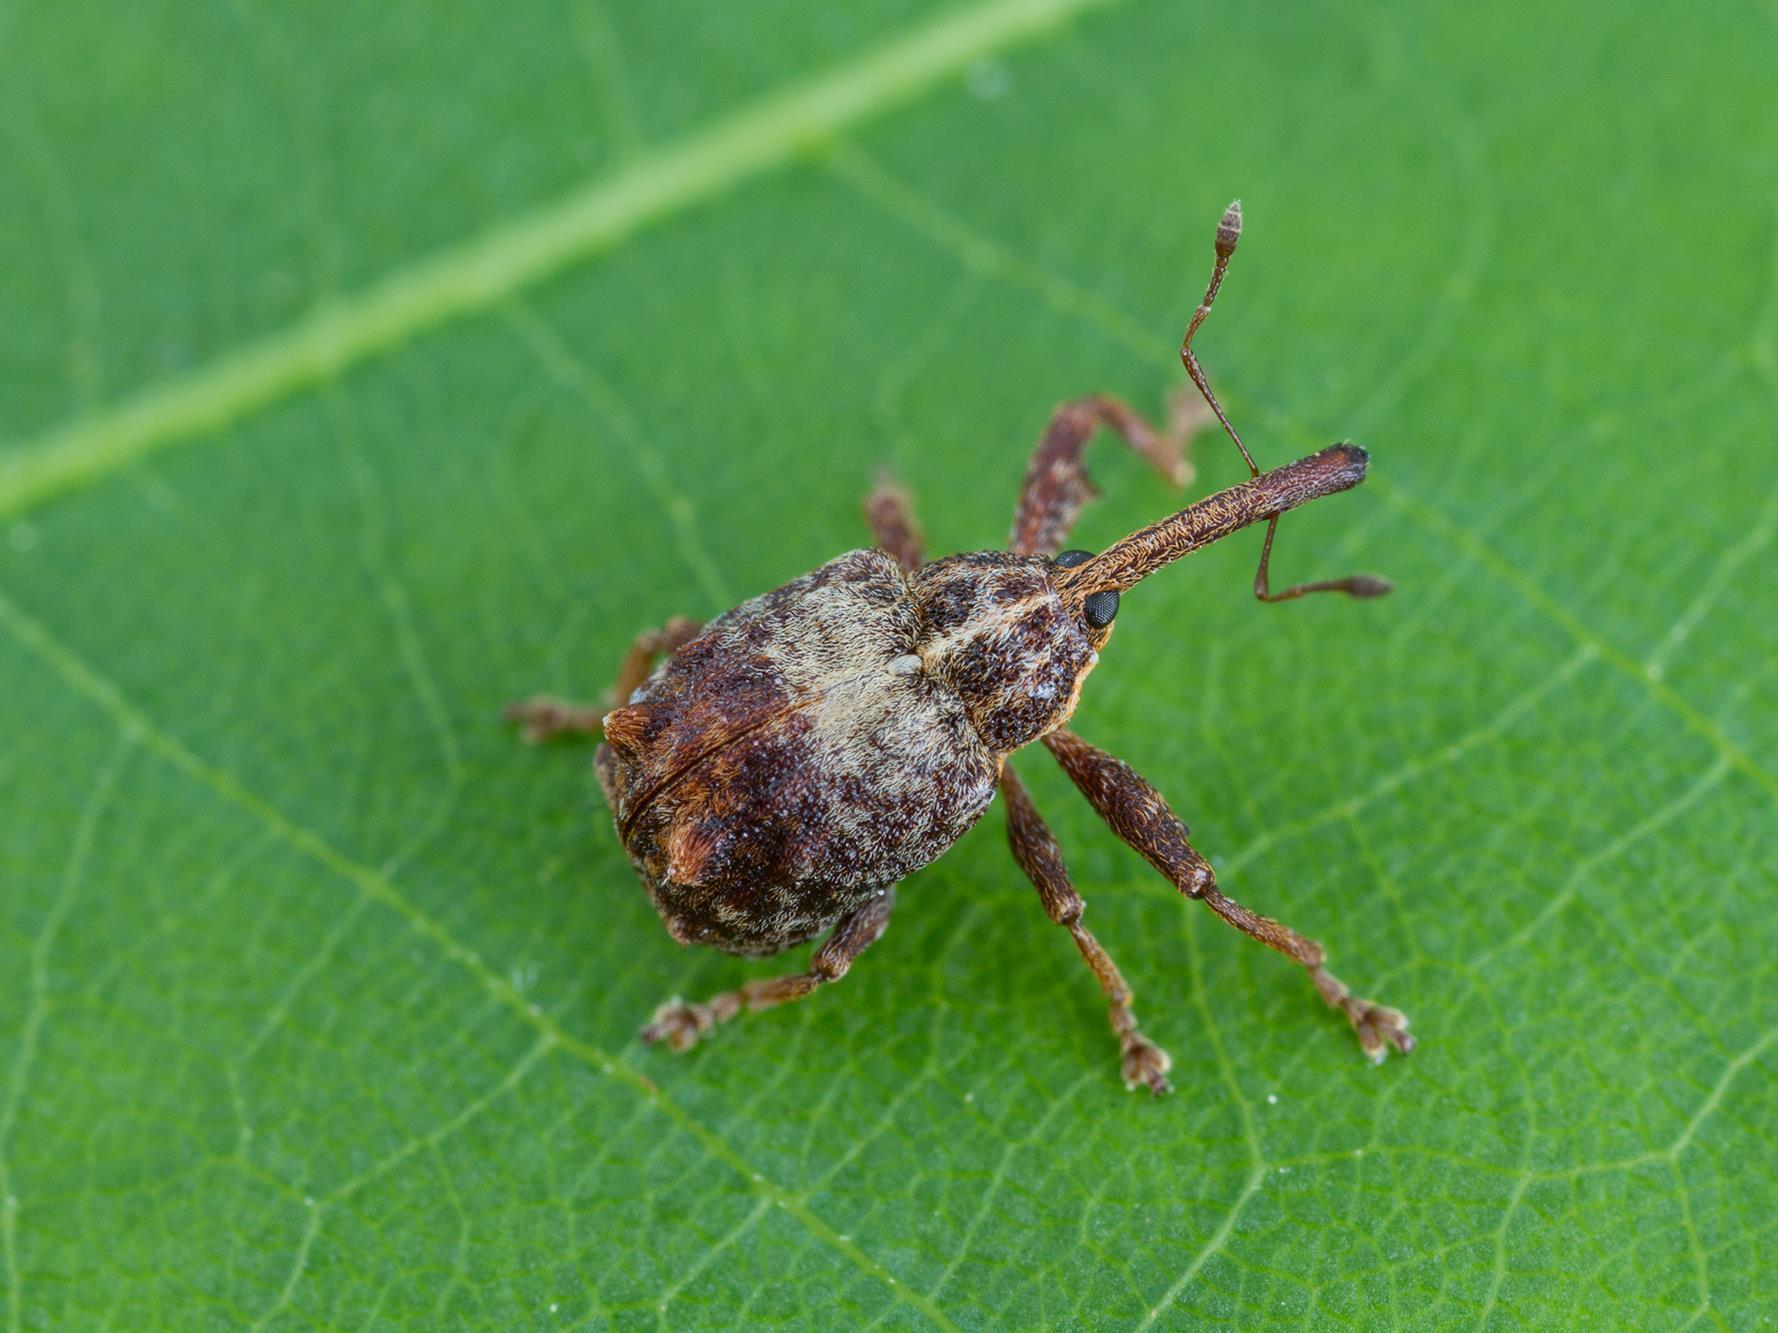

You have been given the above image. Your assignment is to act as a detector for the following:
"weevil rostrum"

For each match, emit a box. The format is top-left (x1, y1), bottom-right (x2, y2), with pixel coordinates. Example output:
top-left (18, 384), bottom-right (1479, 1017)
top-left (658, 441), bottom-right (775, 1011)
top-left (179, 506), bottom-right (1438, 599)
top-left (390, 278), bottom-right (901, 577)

top-left (507, 202), bottom-right (1413, 1093)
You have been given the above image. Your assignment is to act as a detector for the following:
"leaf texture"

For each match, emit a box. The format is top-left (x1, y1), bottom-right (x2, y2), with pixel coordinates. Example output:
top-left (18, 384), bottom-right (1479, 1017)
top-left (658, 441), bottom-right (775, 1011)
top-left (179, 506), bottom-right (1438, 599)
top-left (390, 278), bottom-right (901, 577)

top-left (2, 0), bottom-right (1776, 1326)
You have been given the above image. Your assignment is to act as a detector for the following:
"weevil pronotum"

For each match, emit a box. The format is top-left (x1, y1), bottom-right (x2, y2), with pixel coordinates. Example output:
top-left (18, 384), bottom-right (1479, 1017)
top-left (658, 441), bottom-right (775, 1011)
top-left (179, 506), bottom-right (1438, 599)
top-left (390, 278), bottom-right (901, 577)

top-left (507, 202), bottom-right (1412, 1093)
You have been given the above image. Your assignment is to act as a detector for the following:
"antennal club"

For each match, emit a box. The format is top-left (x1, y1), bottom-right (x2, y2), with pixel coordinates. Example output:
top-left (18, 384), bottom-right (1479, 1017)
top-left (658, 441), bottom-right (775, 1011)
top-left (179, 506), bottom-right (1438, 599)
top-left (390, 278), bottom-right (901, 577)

top-left (1180, 200), bottom-right (1391, 602)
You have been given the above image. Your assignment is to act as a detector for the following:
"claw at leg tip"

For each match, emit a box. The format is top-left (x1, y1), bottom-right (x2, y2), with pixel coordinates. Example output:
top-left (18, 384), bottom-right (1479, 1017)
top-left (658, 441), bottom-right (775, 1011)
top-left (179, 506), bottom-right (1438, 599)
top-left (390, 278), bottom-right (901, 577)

top-left (1356, 1008), bottom-right (1414, 1063)
top-left (1121, 1037), bottom-right (1173, 1094)
top-left (1123, 1072), bottom-right (1173, 1096)
top-left (641, 996), bottom-right (711, 1052)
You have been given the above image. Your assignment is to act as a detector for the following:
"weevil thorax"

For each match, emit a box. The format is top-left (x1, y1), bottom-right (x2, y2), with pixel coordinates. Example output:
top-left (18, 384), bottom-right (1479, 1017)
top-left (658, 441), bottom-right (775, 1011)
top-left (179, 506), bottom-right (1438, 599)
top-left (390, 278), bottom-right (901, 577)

top-left (911, 551), bottom-right (1106, 755)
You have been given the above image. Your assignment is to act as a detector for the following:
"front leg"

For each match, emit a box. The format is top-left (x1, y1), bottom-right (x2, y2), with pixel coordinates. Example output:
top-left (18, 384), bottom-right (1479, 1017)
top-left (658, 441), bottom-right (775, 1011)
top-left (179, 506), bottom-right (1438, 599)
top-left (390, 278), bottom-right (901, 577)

top-left (1009, 391), bottom-right (1212, 557)
top-left (1044, 729), bottom-right (1413, 1062)
top-left (1001, 766), bottom-right (1172, 1093)
top-left (504, 615), bottom-right (703, 743)
top-left (642, 889), bottom-right (896, 1051)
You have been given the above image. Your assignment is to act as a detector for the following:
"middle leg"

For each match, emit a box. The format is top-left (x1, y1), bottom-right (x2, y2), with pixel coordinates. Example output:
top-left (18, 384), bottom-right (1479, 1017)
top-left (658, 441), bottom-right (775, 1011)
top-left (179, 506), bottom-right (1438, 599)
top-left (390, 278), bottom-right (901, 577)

top-left (1043, 728), bottom-right (1413, 1062)
top-left (1001, 764), bottom-right (1172, 1093)
top-left (1010, 391), bottom-right (1212, 558)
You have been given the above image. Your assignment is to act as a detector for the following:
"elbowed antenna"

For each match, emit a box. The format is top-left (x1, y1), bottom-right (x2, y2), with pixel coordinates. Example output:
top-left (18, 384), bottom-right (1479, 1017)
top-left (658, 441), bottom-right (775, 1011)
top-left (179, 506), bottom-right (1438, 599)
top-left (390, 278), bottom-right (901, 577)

top-left (1167, 199), bottom-right (1392, 606)
top-left (1056, 444), bottom-right (1380, 601)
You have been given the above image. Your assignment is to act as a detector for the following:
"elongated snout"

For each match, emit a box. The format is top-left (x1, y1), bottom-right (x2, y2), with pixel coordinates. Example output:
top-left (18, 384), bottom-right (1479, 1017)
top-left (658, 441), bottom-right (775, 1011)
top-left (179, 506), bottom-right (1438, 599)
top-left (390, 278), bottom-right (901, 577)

top-left (1056, 444), bottom-right (1371, 603)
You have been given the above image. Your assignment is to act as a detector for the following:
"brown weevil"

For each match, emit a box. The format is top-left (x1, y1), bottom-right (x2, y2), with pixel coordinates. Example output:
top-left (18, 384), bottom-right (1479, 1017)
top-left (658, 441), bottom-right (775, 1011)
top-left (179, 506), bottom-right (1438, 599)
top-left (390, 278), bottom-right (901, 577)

top-left (507, 202), bottom-right (1412, 1093)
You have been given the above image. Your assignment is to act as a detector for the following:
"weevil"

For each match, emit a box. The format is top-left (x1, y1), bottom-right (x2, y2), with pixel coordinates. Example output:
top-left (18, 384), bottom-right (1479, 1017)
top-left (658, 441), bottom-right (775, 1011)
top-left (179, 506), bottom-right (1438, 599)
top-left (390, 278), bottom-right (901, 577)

top-left (507, 202), bottom-right (1412, 1092)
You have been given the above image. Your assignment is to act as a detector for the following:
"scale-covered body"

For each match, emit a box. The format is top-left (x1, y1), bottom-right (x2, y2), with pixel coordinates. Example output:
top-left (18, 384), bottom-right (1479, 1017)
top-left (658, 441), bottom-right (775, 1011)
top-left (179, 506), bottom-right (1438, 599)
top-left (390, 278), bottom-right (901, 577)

top-left (594, 547), bottom-right (1098, 955)
top-left (517, 201), bottom-right (1416, 1078)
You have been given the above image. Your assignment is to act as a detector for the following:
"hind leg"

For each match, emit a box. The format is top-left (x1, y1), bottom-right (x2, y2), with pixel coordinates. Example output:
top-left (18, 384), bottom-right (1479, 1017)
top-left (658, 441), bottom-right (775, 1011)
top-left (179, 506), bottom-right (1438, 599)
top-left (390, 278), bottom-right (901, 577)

top-left (642, 890), bottom-right (896, 1050)
top-left (504, 615), bottom-right (702, 743)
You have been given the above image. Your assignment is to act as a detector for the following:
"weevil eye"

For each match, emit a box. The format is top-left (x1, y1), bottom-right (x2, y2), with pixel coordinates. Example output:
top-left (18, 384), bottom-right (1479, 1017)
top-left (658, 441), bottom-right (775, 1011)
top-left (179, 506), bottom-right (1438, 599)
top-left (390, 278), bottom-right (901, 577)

top-left (1054, 548), bottom-right (1094, 569)
top-left (1082, 588), bottom-right (1120, 628)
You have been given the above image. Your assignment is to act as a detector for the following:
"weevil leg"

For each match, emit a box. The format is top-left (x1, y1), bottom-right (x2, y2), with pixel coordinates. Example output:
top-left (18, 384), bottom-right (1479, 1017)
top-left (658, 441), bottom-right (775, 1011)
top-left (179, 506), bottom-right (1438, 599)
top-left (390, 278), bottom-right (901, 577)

top-left (1043, 728), bottom-right (1414, 1062)
top-left (503, 615), bottom-right (703, 743)
top-left (1009, 391), bottom-right (1211, 558)
top-left (502, 695), bottom-right (605, 744)
top-left (1001, 764), bottom-right (1172, 1094)
top-left (641, 889), bottom-right (897, 1051)
top-left (865, 470), bottom-right (925, 573)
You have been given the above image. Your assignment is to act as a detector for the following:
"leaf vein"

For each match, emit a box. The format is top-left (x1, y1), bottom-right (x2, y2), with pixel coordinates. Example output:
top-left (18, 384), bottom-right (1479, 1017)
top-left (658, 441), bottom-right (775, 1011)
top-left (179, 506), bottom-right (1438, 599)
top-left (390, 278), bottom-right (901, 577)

top-left (0, 585), bottom-right (957, 1332)
top-left (502, 301), bottom-right (735, 607)
top-left (1373, 478), bottom-right (1778, 808)
top-left (0, 732), bottom-right (133, 1333)
top-left (321, 381), bottom-right (469, 875)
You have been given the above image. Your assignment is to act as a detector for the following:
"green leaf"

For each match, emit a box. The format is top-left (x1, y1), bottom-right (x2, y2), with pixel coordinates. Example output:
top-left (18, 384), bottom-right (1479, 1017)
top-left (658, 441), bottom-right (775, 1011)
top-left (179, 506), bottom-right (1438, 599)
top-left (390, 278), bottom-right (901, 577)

top-left (3, 0), bottom-right (1775, 1326)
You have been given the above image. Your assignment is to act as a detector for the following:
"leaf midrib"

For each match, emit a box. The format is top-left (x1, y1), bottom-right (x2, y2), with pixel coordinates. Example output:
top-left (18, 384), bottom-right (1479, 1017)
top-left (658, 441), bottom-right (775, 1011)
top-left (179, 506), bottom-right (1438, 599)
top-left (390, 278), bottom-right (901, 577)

top-left (0, 0), bottom-right (1120, 525)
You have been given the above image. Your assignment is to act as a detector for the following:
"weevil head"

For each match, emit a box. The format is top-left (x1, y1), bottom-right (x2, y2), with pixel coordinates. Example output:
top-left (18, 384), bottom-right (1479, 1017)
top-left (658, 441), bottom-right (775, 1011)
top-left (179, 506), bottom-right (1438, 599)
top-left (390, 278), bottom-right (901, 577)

top-left (911, 550), bottom-right (1119, 754)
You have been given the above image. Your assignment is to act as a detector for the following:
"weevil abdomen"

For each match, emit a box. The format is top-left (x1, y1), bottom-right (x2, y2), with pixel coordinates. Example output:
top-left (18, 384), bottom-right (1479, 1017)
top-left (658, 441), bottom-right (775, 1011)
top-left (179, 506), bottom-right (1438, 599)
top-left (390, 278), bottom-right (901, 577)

top-left (597, 548), bottom-right (1003, 955)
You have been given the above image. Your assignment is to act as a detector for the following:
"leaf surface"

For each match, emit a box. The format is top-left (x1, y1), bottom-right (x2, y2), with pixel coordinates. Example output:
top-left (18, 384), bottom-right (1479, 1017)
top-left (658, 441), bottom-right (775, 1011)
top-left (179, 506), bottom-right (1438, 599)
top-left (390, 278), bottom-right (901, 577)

top-left (3, 0), bottom-right (1776, 1326)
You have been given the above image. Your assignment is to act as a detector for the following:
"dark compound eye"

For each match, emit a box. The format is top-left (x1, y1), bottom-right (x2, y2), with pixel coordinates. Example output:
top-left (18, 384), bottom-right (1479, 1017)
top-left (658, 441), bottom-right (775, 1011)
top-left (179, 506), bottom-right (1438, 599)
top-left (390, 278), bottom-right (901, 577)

top-left (1082, 588), bottom-right (1120, 628)
top-left (1053, 548), bottom-right (1094, 569)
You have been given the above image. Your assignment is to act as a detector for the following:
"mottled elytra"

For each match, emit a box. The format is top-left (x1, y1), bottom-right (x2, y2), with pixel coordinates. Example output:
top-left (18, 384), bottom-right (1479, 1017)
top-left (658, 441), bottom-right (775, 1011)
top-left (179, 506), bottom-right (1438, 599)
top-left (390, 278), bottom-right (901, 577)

top-left (507, 202), bottom-right (1413, 1093)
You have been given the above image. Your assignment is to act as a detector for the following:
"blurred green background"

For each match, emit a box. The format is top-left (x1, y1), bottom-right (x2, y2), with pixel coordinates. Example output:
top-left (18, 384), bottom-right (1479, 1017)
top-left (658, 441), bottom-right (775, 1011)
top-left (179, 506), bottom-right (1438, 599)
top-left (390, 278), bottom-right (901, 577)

top-left (3, 0), bottom-right (1776, 1327)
